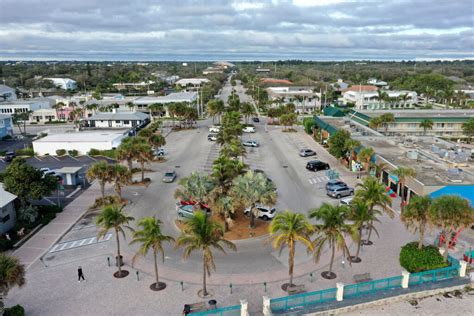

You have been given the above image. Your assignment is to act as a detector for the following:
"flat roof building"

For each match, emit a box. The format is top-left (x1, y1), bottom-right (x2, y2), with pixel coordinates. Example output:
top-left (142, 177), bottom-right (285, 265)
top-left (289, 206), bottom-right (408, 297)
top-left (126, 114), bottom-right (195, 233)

top-left (83, 111), bottom-right (149, 129)
top-left (267, 86), bottom-right (321, 114)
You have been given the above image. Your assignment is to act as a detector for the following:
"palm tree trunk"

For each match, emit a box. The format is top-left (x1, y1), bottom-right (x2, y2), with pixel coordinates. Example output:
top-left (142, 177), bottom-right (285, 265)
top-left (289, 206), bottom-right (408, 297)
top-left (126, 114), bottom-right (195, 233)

top-left (127, 159), bottom-right (133, 171)
top-left (116, 228), bottom-right (122, 274)
top-left (115, 184), bottom-right (122, 200)
top-left (140, 161), bottom-right (145, 182)
top-left (355, 225), bottom-right (363, 258)
top-left (249, 204), bottom-right (256, 229)
top-left (418, 223), bottom-right (425, 250)
top-left (367, 219), bottom-right (373, 243)
top-left (443, 232), bottom-right (450, 262)
top-left (329, 244), bottom-right (335, 273)
top-left (153, 250), bottom-right (159, 285)
top-left (289, 241), bottom-right (295, 286)
top-left (202, 258), bottom-right (207, 296)
top-left (99, 180), bottom-right (105, 198)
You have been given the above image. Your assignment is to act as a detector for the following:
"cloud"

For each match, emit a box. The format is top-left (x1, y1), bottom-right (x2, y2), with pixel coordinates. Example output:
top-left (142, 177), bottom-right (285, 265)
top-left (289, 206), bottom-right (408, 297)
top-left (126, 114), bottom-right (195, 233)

top-left (0, 0), bottom-right (472, 60)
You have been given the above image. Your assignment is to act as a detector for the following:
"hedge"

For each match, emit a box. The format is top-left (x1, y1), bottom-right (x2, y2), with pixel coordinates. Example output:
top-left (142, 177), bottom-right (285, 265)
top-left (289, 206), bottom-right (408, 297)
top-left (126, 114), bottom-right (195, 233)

top-left (4, 304), bottom-right (25, 316)
top-left (56, 149), bottom-right (67, 156)
top-left (399, 242), bottom-right (448, 273)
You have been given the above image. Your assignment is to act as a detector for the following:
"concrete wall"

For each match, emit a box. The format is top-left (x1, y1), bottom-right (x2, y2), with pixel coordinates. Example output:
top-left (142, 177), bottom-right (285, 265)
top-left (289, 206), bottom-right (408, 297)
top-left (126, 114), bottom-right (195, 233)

top-left (33, 136), bottom-right (125, 155)
top-left (0, 202), bottom-right (16, 234)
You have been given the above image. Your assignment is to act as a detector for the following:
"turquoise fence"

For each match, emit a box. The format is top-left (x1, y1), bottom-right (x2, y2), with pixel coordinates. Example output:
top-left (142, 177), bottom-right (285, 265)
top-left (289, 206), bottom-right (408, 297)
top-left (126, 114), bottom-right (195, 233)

top-left (409, 265), bottom-right (459, 286)
top-left (270, 287), bottom-right (337, 312)
top-left (189, 305), bottom-right (241, 316)
top-left (344, 275), bottom-right (403, 298)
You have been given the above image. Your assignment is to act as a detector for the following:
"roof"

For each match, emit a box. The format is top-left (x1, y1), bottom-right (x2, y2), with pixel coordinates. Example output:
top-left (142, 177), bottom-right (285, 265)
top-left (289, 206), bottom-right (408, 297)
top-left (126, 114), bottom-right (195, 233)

top-left (176, 78), bottom-right (210, 86)
top-left (134, 92), bottom-right (197, 105)
top-left (54, 167), bottom-right (83, 174)
top-left (0, 183), bottom-right (17, 207)
top-left (34, 131), bottom-right (126, 143)
top-left (0, 84), bottom-right (15, 94)
top-left (0, 114), bottom-right (12, 120)
top-left (260, 78), bottom-right (293, 85)
top-left (86, 111), bottom-right (149, 121)
top-left (323, 107), bottom-right (345, 117)
top-left (430, 185), bottom-right (474, 207)
top-left (342, 85), bottom-right (378, 92)
top-left (352, 109), bottom-right (474, 122)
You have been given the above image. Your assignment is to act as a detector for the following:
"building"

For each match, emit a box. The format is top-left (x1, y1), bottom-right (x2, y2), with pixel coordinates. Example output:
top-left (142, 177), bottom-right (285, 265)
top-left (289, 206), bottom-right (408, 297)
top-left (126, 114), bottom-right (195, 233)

top-left (0, 84), bottom-right (17, 101)
top-left (31, 108), bottom-right (57, 123)
top-left (266, 87), bottom-right (321, 113)
top-left (0, 183), bottom-right (17, 234)
top-left (83, 111), bottom-right (149, 128)
top-left (260, 78), bottom-right (293, 86)
top-left (330, 79), bottom-right (349, 91)
top-left (0, 115), bottom-right (14, 139)
top-left (256, 68), bottom-right (271, 73)
top-left (342, 88), bottom-right (417, 110)
top-left (367, 78), bottom-right (388, 88)
top-left (45, 78), bottom-right (77, 90)
top-left (213, 61), bottom-right (235, 69)
top-left (112, 81), bottom-right (155, 90)
top-left (349, 109), bottom-right (474, 137)
top-left (0, 99), bottom-right (52, 116)
top-left (33, 131), bottom-right (127, 155)
top-left (134, 92), bottom-right (198, 116)
top-left (202, 67), bottom-right (224, 75)
top-left (176, 79), bottom-right (210, 87)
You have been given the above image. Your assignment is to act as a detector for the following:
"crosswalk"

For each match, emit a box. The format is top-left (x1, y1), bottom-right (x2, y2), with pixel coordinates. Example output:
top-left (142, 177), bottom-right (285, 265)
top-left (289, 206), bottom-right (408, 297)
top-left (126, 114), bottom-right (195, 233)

top-left (49, 233), bottom-right (112, 253)
top-left (308, 176), bottom-right (329, 185)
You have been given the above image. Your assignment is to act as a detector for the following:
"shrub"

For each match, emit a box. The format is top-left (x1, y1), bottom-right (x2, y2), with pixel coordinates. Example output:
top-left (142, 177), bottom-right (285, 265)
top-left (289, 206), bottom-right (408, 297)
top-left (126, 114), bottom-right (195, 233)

top-left (4, 304), bottom-right (26, 316)
top-left (303, 117), bottom-right (315, 134)
top-left (91, 195), bottom-right (122, 209)
top-left (88, 148), bottom-right (117, 159)
top-left (15, 148), bottom-right (35, 157)
top-left (40, 212), bottom-right (56, 225)
top-left (56, 149), bottom-right (66, 156)
top-left (0, 238), bottom-right (15, 252)
top-left (399, 242), bottom-right (448, 273)
top-left (68, 149), bottom-right (78, 157)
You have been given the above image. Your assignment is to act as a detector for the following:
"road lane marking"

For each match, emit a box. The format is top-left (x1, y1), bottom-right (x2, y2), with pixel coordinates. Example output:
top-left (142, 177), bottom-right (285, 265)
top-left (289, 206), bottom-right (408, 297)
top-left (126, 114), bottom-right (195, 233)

top-left (49, 234), bottom-right (112, 253)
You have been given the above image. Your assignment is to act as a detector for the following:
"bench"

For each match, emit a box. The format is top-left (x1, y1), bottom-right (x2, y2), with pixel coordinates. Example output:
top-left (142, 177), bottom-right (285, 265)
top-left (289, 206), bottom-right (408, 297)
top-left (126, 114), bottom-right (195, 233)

top-left (183, 302), bottom-right (206, 315)
top-left (354, 273), bottom-right (372, 283)
top-left (287, 284), bottom-right (306, 295)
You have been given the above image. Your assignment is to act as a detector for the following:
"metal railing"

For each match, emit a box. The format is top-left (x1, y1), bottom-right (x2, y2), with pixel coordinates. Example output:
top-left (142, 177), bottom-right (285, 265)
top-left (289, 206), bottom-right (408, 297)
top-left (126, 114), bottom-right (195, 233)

top-left (344, 275), bottom-right (403, 298)
top-left (270, 287), bottom-right (337, 312)
top-left (189, 305), bottom-right (241, 316)
top-left (409, 265), bottom-right (459, 286)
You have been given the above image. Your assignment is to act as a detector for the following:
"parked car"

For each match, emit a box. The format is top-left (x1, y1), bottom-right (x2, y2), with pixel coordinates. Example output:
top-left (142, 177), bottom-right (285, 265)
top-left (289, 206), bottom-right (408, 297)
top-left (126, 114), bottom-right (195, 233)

top-left (242, 126), bottom-right (256, 133)
top-left (244, 204), bottom-right (276, 220)
top-left (306, 160), bottom-right (330, 172)
top-left (299, 149), bottom-right (316, 157)
top-left (162, 171), bottom-right (177, 183)
top-left (252, 117), bottom-right (260, 123)
top-left (242, 140), bottom-right (259, 147)
top-left (154, 148), bottom-right (165, 157)
top-left (209, 126), bottom-right (220, 133)
top-left (208, 134), bottom-right (217, 141)
top-left (325, 179), bottom-right (347, 191)
top-left (340, 196), bottom-right (354, 205)
top-left (4, 151), bottom-right (15, 162)
top-left (177, 200), bottom-right (211, 212)
top-left (177, 205), bottom-right (211, 219)
top-left (327, 185), bottom-right (354, 199)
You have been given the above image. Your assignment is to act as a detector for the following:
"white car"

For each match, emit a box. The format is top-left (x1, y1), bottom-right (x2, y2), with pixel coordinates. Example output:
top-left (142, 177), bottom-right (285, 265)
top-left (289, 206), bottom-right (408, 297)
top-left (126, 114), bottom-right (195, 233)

top-left (244, 205), bottom-right (276, 220)
top-left (208, 134), bottom-right (217, 141)
top-left (242, 140), bottom-right (259, 147)
top-left (340, 196), bottom-right (354, 205)
top-left (242, 126), bottom-right (256, 133)
top-left (209, 126), bottom-right (220, 133)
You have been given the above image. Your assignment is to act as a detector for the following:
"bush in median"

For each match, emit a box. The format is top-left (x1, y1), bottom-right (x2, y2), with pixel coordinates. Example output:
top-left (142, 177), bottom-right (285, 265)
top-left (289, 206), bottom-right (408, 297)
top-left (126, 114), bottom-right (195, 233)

top-left (56, 149), bottom-right (66, 156)
top-left (399, 242), bottom-right (448, 273)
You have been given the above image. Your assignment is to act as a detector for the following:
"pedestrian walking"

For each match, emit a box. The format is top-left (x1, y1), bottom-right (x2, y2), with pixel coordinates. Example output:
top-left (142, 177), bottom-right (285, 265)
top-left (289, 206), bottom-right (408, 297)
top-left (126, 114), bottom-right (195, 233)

top-left (77, 266), bottom-right (85, 282)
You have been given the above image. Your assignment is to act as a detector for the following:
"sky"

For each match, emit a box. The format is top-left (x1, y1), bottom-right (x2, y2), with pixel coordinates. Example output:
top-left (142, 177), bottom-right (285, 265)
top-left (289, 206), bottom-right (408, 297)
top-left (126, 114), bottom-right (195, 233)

top-left (0, 0), bottom-right (473, 61)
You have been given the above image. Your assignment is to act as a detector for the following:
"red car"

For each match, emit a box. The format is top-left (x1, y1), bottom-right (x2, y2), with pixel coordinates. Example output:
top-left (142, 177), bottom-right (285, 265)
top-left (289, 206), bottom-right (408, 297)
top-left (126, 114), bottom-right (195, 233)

top-left (177, 200), bottom-right (211, 211)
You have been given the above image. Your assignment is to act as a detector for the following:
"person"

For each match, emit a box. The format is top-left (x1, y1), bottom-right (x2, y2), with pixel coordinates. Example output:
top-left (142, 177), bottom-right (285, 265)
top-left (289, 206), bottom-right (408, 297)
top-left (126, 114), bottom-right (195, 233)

top-left (77, 266), bottom-right (85, 282)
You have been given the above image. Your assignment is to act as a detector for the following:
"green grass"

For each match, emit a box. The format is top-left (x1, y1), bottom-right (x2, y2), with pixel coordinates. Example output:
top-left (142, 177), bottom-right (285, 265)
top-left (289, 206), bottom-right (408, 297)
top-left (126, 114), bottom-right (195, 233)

top-left (88, 148), bottom-right (117, 159)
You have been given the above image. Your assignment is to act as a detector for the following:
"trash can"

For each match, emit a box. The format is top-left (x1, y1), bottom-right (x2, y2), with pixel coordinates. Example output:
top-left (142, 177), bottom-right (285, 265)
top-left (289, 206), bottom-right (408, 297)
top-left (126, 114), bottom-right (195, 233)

top-left (115, 255), bottom-right (124, 267)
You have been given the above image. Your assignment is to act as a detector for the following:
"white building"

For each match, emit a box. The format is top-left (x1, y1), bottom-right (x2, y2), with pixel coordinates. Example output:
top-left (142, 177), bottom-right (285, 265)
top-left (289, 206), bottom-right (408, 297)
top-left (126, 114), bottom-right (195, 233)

top-left (45, 78), bottom-right (77, 90)
top-left (266, 87), bottom-right (321, 113)
top-left (112, 81), bottom-right (155, 90)
top-left (134, 92), bottom-right (197, 116)
top-left (367, 78), bottom-right (388, 88)
top-left (0, 183), bottom-right (17, 234)
top-left (0, 85), bottom-right (17, 101)
top-left (0, 99), bottom-right (52, 116)
top-left (176, 78), bottom-right (210, 87)
top-left (343, 89), bottom-right (417, 110)
top-left (31, 108), bottom-right (57, 123)
top-left (83, 111), bottom-right (149, 128)
top-left (33, 131), bottom-right (127, 155)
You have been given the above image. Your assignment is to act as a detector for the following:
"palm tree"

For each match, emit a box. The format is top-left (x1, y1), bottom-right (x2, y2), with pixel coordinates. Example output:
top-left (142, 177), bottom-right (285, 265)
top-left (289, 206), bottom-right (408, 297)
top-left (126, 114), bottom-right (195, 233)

top-left (309, 203), bottom-right (355, 279)
top-left (268, 211), bottom-right (313, 290)
top-left (86, 160), bottom-right (111, 198)
top-left (392, 167), bottom-right (416, 211)
top-left (231, 171), bottom-right (277, 228)
top-left (134, 142), bottom-right (153, 182)
top-left (357, 147), bottom-right (375, 175)
top-left (401, 195), bottom-right (432, 250)
top-left (419, 119), bottom-right (433, 135)
top-left (174, 172), bottom-right (215, 208)
top-left (96, 205), bottom-right (135, 278)
top-left (0, 254), bottom-right (25, 307)
top-left (241, 102), bottom-right (256, 124)
top-left (52, 102), bottom-right (64, 121)
top-left (347, 199), bottom-right (381, 262)
top-left (130, 216), bottom-right (174, 291)
top-left (369, 117), bottom-right (382, 132)
top-left (109, 164), bottom-right (132, 200)
top-left (380, 113), bottom-right (394, 134)
top-left (429, 195), bottom-right (473, 262)
top-left (344, 139), bottom-right (361, 163)
top-left (209, 194), bottom-right (234, 232)
top-left (176, 212), bottom-right (236, 297)
top-left (355, 177), bottom-right (392, 245)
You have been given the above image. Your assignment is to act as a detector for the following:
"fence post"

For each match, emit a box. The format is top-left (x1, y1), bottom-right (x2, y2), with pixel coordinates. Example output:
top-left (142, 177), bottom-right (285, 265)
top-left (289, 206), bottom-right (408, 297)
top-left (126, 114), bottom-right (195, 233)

top-left (240, 299), bottom-right (249, 316)
top-left (401, 270), bottom-right (410, 289)
top-left (263, 296), bottom-right (272, 316)
top-left (459, 261), bottom-right (467, 277)
top-left (336, 283), bottom-right (344, 301)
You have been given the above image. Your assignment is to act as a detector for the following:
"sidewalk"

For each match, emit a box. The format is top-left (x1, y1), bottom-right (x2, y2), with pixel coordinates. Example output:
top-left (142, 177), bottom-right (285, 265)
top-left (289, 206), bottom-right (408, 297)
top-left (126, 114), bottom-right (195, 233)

top-left (12, 182), bottom-right (102, 269)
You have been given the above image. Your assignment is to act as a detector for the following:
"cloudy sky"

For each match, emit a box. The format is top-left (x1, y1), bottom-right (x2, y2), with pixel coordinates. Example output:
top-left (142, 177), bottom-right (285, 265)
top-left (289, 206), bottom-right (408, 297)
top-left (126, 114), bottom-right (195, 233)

top-left (0, 0), bottom-right (472, 61)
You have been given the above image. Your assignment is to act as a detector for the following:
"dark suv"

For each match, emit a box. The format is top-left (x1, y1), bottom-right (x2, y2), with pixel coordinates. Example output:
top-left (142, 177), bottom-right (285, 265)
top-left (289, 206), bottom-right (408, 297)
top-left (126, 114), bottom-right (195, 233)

top-left (4, 152), bottom-right (15, 162)
top-left (306, 160), bottom-right (330, 172)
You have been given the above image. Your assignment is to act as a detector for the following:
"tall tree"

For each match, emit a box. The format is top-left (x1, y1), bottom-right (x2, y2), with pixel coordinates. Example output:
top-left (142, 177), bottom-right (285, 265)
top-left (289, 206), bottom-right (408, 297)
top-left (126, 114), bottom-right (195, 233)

top-left (328, 129), bottom-right (352, 159)
top-left (0, 254), bottom-right (25, 309)
top-left (134, 142), bottom-right (154, 182)
top-left (130, 216), bottom-right (174, 291)
top-left (86, 160), bottom-right (112, 198)
top-left (109, 164), bottom-right (132, 200)
top-left (268, 211), bottom-right (313, 289)
top-left (462, 118), bottom-right (474, 143)
top-left (401, 195), bottom-right (432, 250)
top-left (357, 147), bottom-right (375, 174)
top-left (309, 203), bottom-right (355, 279)
top-left (392, 167), bottom-right (416, 211)
top-left (429, 195), bottom-right (473, 261)
top-left (96, 205), bottom-right (135, 277)
top-left (231, 171), bottom-right (277, 228)
top-left (176, 212), bottom-right (236, 297)
top-left (419, 119), bottom-right (433, 135)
